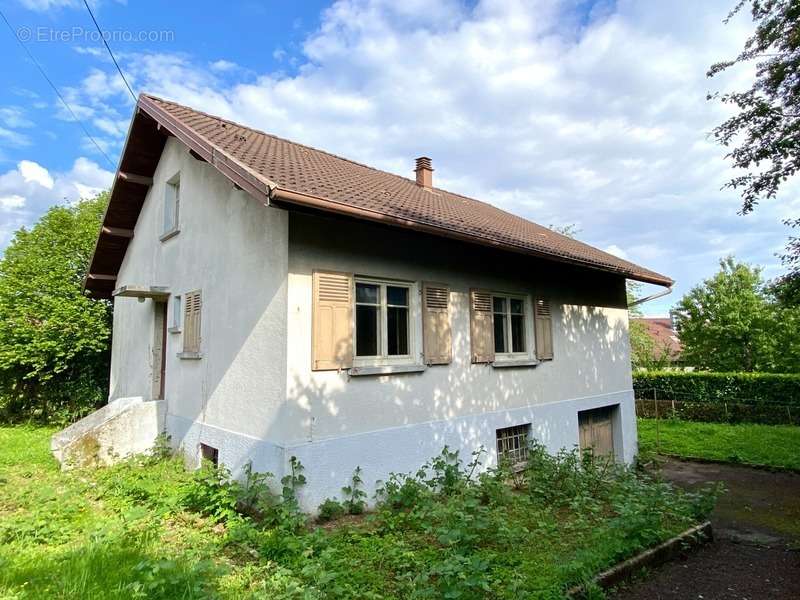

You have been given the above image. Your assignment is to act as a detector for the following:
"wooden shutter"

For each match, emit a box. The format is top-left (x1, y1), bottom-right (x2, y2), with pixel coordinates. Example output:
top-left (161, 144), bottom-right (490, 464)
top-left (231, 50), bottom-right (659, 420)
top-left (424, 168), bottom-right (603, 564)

top-left (470, 289), bottom-right (494, 363)
top-left (534, 298), bottom-right (553, 360)
top-left (183, 290), bottom-right (202, 354)
top-left (422, 282), bottom-right (451, 365)
top-left (312, 270), bottom-right (353, 371)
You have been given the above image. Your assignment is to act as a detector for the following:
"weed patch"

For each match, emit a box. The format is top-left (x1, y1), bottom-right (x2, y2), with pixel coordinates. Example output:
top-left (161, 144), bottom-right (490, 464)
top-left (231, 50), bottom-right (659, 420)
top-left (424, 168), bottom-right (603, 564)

top-left (0, 427), bottom-right (716, 599)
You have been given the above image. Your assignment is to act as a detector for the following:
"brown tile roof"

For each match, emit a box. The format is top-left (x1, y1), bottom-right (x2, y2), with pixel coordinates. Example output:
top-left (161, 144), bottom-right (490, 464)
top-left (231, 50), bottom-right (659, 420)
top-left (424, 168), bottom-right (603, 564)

top-left (85, 94), bottom-right (672, 297)
top-left (632, 317), bottom-right (683, 359)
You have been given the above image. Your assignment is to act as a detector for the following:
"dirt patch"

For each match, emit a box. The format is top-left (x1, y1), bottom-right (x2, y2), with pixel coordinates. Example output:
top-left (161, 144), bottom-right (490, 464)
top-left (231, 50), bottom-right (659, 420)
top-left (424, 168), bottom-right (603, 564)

top-left (659, 458), bottom-right (800, 541)
top-left (613, 458), bottom-right (800, 599)
top-left (613, 538), bottom-right (800, 599)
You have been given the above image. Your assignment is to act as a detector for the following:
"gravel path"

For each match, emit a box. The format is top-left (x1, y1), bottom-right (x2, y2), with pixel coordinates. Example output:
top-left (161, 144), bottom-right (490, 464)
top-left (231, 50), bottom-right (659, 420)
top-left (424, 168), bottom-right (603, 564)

top-left (612, 459), bottom-right (800, 600)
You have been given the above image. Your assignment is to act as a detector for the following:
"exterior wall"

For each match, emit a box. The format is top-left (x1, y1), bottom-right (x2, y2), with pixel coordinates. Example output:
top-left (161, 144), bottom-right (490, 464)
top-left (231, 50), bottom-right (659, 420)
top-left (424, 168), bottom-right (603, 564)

top-left (277, 212), bottom-right (637, 510)
top-left (106, 140), bottom-right (638, 512)
top-left (109, 137), bottom-right (289, 474)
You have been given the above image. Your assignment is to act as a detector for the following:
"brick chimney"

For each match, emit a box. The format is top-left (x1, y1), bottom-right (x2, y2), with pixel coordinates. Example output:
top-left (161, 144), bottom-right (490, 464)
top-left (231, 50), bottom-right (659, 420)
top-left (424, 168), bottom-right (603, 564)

top-left (415, 156), bottom-right (433, 189)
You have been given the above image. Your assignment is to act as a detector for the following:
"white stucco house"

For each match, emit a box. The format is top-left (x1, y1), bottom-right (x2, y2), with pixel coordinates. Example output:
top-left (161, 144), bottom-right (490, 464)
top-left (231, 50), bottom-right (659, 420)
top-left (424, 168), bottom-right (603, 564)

top-left (57, 94), bottom-right (673, 511)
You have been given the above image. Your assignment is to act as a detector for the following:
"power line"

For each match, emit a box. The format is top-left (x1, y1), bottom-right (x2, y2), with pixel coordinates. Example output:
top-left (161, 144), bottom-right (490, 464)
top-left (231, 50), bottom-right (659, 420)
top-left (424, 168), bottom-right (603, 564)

top-left (82, 0), bottom-right (136, 102)
top-left (0, 8), bottom-right (116, 169)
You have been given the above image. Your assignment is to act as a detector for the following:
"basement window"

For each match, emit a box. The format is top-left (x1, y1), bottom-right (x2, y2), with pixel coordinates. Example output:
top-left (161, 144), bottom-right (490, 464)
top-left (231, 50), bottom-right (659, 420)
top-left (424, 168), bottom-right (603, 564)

top-left (496, 424), bottom-right (531, 466)
top-left (199, 443), bottom-right (218, 467)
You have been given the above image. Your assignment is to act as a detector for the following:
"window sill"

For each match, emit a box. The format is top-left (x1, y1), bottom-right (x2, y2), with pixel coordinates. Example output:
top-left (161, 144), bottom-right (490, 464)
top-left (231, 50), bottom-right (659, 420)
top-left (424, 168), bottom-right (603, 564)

top-left (492, 359), bottom-right (539, 369)
top-left (349, 364), bottom-right (426, 377)
top-left (168, 327), bottom-right (181, 334)
top-left (159, 228), bottom-right (180, 242)
top-left (177, 351), bottom-right (202, 360)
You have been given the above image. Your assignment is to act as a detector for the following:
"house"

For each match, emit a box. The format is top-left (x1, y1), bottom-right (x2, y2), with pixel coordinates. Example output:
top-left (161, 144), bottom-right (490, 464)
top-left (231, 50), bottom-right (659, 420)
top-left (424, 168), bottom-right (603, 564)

top-left (631, 317), bottom-right (682, 363)
top-left (55, 94), bottom-right (673, 511)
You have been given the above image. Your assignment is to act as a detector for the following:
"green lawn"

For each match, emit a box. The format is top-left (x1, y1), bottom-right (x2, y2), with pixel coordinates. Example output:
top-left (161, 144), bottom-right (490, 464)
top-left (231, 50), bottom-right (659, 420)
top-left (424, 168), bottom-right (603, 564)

top-left (638, 419), bottom-right (800, 470)
top-left (0, 426), bottom-right (714, 599)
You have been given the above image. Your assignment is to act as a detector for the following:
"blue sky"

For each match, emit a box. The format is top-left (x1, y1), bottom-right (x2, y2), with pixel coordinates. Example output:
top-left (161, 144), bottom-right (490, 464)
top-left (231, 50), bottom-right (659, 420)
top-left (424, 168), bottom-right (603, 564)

top-left (0, 0), bottom-right (796, 316)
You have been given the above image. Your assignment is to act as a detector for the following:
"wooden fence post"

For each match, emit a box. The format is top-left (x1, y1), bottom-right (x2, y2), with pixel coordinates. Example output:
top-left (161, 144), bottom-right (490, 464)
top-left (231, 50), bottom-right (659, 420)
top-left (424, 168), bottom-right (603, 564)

top-left (654, 388), bottom-right (660, 453)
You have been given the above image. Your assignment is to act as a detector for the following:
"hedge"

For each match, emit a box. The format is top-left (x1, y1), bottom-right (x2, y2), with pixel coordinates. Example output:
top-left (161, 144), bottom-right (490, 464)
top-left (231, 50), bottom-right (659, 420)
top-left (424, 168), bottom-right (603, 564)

top-left (633, 371), bottom-right (800, 425)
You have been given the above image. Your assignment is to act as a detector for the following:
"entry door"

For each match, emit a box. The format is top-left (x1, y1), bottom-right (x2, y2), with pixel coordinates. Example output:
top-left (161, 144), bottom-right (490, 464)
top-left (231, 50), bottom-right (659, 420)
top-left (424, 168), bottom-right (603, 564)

top-left (151, 301), bottom-right (168, 400)
top-left (578, 406), bottom-right (615, 458)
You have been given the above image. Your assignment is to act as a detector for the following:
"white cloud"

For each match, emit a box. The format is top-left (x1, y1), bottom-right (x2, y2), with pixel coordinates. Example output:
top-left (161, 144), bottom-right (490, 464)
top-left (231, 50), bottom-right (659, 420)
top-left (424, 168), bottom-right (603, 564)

top-left (210, 59), bottom-right (237, 72)
top-left (0, 126), bottom-right (31, 147)
top-left (18, 0), bottom-right (78, 10)
top-left (0, 195), bottom-right (26, 210)
top-left (604, 244), bottom-right (629, 260)
top-left (0, 107), bottom-right (34, 129)
top-left (0, 157), bottom-right (113, 247)
top-left (18, 160), bottom-right (54, 189)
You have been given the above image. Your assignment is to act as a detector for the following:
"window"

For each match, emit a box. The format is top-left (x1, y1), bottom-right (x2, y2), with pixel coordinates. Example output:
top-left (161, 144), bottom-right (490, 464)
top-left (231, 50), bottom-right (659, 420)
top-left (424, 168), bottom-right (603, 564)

top-left (354, 279), bottom-right (412, 363)
top-left (496, 424), bottom-right (530, 465)
top-left (169, 295), bottom-right (182, 332)
top-left (199, 443), bottom-right (219, 467)
top-left (162, 173), bottom-right (180, 238)
top-left (492, 294), bottom-right (527, 355)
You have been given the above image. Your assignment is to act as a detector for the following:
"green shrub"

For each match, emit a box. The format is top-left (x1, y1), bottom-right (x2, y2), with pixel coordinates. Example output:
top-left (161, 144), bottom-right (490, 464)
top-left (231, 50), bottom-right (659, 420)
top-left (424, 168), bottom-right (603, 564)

top-left (633, 371), bottom-right (800, 404)
top-left (317, 498), bottom-right (346, 522)
top-left (634, 371), bottom-right (800, 424)
top-left (341, 467), bottom-right (367, 515)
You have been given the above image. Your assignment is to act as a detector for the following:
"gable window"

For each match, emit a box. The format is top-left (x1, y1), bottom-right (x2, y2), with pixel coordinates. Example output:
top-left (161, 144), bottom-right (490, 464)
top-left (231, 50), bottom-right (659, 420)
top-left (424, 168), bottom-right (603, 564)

top-left (354, 279), bottom-right (413, 364)
top-left (161, 173), bottom-right (180, 240)
top-left (493, 295), bottom-right (527, 355)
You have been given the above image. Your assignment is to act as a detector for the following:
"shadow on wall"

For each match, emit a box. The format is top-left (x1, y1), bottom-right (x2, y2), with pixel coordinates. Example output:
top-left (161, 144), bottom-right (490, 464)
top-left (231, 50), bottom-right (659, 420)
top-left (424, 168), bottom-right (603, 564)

top-left (161, 209), bottom-right (633, 502)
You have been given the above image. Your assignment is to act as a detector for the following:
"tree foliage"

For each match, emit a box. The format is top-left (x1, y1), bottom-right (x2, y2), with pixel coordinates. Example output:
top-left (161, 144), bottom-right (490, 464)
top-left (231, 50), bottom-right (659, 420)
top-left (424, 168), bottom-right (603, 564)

top-left (0, 192), bottom-right (111, 423)
top-left (708, 0), bottom-right (800, 213)
top-left (674, 256), bottom-right (800, 373)
top-left (709, 1), bottom-right (800, 302)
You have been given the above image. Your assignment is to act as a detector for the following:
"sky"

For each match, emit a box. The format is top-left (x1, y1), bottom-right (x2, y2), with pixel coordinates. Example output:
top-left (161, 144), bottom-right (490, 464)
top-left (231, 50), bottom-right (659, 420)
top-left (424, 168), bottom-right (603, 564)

top-left (0, 0), bottom-right (796, 316)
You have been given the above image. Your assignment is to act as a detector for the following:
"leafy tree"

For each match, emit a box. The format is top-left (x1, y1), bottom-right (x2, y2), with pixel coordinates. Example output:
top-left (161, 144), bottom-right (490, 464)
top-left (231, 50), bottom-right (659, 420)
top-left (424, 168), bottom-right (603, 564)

top-left (673, 256), bottom-right (800, 372)
top-left (0, 192), bottom-right (111, 422)
top-left (709, 1), bottom-right (800, 304)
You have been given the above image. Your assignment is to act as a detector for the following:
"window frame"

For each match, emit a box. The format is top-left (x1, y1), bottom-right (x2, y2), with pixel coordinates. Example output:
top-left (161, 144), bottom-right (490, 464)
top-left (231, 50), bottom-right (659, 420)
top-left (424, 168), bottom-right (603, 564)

top-left (352, 276), bottom-right (419, 367)
top-left (161, 172), bottom-right (181, 240)
top-left (491, 292), bottom-right (533, 361)
top-left (169, 294), bottom-right (182, 333)
top-left (496, 423), bottom-right (531, 467)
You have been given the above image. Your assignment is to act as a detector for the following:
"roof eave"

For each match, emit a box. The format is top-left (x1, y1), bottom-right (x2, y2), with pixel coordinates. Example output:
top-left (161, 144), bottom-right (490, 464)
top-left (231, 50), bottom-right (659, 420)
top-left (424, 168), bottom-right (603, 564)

top-left (270, 187), bottom-right (673, 287)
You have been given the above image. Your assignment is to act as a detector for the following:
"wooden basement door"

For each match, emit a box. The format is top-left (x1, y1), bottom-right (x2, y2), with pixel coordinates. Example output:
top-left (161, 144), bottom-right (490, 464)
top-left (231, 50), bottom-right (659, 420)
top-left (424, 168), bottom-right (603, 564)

top-left (578, 406), bottom-right (615, 458)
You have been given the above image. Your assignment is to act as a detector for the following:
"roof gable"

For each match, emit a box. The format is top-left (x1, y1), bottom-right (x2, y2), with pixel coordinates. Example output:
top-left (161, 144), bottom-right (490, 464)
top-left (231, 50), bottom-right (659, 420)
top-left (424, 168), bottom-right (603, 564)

top-left (85, 94), bottom-right (672, 298)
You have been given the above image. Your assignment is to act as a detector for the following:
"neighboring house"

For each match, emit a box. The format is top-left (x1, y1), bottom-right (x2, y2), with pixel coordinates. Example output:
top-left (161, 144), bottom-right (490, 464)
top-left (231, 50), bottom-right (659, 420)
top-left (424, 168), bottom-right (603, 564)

top-left (56, 94), bottom-right (672, 511)
top-left (632, 317), bottom-right (682, 363)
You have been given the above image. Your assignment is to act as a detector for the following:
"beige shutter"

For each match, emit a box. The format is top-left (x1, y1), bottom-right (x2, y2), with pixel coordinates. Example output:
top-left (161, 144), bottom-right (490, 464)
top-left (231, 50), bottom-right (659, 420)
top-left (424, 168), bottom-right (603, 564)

top-left (312, 270), bottom-right (353, 371)
top-left (183, 290), bottom-right (202, 354)
top-left (422, 282), bottom-right (451, 365)
top-left (470, 289), bottom-right (494, 363)
top-left (534, 298), bottom-right (553, 360)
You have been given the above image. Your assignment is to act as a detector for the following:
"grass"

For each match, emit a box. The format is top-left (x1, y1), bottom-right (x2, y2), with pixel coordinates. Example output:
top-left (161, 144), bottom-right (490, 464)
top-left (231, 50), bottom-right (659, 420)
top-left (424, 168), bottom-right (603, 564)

top-left (0, 426), bottom-right (716, 599)
top-left (638, 419), bottom-right (800, 470)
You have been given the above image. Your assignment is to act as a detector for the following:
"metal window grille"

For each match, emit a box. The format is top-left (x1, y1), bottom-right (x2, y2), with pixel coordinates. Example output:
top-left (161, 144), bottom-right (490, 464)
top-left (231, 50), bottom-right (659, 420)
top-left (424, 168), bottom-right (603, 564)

top-left (496, 424), bottom-right (530, 464)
